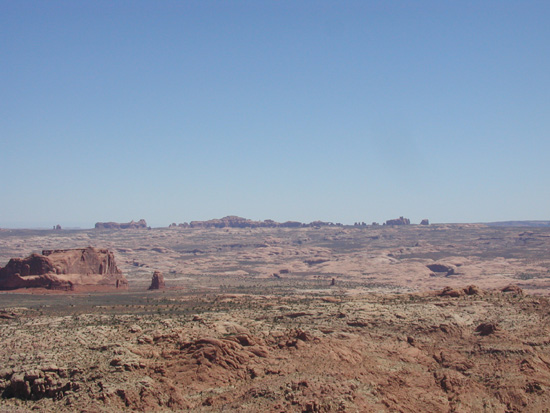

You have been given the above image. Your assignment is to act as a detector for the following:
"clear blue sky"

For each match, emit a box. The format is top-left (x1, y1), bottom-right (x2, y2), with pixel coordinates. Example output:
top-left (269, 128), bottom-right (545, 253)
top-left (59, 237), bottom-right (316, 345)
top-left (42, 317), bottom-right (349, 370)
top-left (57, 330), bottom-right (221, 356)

top-left (1, 1), bottom-right (549, 228)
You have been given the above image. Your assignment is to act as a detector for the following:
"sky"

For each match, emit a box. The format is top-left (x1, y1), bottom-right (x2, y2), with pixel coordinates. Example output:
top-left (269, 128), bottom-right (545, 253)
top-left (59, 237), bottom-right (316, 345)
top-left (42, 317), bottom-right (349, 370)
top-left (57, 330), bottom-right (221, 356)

top-left (1, 1), bottom-right (549, 228)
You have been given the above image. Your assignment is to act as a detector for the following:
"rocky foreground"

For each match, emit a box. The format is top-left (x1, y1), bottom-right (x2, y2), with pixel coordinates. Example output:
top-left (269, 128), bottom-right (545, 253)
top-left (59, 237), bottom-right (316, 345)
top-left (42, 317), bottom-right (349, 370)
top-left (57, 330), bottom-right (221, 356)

top-left (1, 286), bottom-right (549, 412)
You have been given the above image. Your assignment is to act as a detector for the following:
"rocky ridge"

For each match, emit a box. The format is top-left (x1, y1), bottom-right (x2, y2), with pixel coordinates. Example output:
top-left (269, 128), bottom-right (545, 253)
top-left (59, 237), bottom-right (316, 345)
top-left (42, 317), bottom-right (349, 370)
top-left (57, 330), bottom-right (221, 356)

top-left (95, 220), bottom-right (148, 230)
top-left (171, 216), bottom-right (338, 229)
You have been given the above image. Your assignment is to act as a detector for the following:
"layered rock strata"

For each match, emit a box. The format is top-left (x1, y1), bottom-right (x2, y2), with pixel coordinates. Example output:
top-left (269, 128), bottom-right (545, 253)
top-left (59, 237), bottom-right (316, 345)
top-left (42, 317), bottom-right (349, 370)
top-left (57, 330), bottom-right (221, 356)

top-left (0, 247), bottom-right (127, 290)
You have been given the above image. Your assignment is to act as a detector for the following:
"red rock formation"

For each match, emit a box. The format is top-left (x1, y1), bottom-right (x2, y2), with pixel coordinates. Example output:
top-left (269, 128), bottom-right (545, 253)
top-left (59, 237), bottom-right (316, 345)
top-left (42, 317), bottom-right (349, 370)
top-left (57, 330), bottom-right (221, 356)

top-left (463, 285), bottom-right (483, 296)
top-left (95, 219), bottom-right (148, 229)
top-left (438, 285), bottom-right (484, 297)
top-left (438, 286), bottom-right (463, 298)
top-left (148, 271), bottom-right (165, 290)
top-left (0, 247), bottom-right (127, 290)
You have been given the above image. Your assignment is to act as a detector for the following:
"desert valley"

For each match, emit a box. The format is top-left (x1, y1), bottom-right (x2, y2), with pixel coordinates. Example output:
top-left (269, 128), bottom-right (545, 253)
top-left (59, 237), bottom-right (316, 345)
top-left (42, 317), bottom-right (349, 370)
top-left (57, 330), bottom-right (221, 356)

top-left (1, 217), bottom-right (550, 412)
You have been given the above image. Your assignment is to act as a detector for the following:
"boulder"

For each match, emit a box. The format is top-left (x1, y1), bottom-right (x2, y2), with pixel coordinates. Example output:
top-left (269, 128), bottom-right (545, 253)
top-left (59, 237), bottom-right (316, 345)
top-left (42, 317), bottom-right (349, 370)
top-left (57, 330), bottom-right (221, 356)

top-left (463, 285), bottom-right (483, 296)
top-left (0, 247), bottom-right (127, 290)
top-left (439, 285), bottom-right (483, 298)
top-left (148, 271), bottom-right (165, 290)
top-left (475, 323), bottom-right (498, 336)
top-left (438, 286), bottom-right (463, 298)
top-left (427, 263), bottom-right (456, 276)
top-left (501, 284), bottom-right (523, 295)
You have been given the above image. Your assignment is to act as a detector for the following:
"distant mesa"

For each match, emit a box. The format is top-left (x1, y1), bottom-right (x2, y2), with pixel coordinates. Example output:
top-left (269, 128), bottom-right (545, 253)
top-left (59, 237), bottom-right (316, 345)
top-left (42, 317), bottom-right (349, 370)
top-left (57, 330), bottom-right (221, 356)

top-left (385, 216), bottom-right (411, 226)
top-left (95, 219), bottom-right (148, 230)
top-left (0, 247), bottom-right (128, 291)
top-left (148, 271), bottom-right (165, 290)
top-left (168, 215), bottom-right (429, 228)
top-left (170, 216), bottom-right (339, 229)
top-left (420, 219), bottom-right (429, 225)
top-left (53, 224), bottom-right (62, 230)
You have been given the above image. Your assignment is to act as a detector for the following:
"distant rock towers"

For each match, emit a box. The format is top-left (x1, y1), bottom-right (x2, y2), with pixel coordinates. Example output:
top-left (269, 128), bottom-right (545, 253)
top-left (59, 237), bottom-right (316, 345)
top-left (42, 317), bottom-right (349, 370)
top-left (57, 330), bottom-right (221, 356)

top-left (148, 271), bottom-right (165, 290)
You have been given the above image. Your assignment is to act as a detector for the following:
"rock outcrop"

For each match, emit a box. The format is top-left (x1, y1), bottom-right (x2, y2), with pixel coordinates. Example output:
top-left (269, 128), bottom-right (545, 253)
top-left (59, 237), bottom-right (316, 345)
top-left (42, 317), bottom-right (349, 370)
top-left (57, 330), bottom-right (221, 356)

top-left (475, 322), bottom-right (498, 336)
top-left (148, 271), bottom-right (165, 290)
top-left (427, 263), bottom-right (456, 276)
top-left (385, 216), bottom-right (411, 226)
top-left (0, 247), bottom-right (127, 290)
top-left (438, 285), bottom-right (483, 297)
top-left (95, 219), bottom-right (148, 230)
top-left (501, 284), bottom-right (523, 294)
top-left (420, 219), bottom-right (430, 225)
top-left (1, 366), bottom-right (77, 400)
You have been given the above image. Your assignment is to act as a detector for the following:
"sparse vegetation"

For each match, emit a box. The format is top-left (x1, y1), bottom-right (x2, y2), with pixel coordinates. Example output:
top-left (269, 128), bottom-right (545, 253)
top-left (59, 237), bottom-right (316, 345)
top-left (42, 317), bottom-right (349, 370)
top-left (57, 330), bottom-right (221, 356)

top-left (1, 225), bottom-right (550, 410)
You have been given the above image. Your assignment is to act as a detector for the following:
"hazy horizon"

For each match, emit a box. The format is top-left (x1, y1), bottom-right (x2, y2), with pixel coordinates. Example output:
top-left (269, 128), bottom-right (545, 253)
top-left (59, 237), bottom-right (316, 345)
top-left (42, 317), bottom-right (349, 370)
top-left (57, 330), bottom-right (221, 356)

top-left (2, 216), bottom-right (550, 230)
top-left (2, 1), bottom-right (549, 228)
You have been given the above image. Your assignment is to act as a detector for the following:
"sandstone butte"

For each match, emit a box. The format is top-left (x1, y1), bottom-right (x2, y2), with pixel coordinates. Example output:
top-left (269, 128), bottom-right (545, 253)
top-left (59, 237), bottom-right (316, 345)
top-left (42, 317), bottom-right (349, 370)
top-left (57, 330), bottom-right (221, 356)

top-left (148, 271), bottom-right (165, 290)
top-left (0, 247), bottom-right (128, 291)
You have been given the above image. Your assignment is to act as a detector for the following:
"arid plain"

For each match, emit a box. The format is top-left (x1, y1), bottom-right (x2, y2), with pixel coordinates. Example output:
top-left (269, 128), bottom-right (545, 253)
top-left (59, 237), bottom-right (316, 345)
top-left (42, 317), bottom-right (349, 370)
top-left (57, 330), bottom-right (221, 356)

top-left (1, 223), bottom-right (550, 411)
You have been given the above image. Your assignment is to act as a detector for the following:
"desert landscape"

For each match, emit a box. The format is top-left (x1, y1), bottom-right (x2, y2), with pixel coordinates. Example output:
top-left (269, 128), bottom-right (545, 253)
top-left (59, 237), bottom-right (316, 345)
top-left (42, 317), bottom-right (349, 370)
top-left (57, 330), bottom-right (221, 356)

top-left (1, 218), bottom-right (550, 411)
top-left (4, 1), bottom-right (549, 411)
